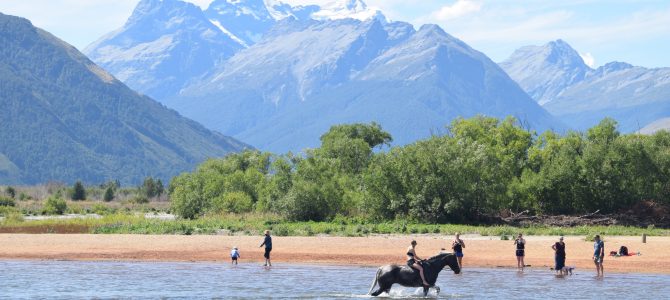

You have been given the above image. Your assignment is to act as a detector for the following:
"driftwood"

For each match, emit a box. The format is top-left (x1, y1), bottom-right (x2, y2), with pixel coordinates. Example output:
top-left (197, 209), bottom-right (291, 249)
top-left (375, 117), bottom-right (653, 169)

top-left (498, 205), bottom-right (669, 227)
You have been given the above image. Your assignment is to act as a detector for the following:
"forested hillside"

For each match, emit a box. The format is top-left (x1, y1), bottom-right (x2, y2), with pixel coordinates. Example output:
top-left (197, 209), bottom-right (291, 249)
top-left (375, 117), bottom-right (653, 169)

top-left (0, 13), bottom-right (248, 185)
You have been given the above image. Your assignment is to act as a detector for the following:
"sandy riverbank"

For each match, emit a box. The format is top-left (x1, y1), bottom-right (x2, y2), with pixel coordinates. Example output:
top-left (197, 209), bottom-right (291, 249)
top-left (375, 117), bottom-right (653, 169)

top-left (1, 234), bottom-right (668, 274)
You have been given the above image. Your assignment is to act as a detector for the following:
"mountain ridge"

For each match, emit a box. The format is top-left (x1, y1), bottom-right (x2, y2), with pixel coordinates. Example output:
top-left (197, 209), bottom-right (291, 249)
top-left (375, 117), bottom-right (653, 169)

top-left (0, 12), bottom-right (248, 185)
top-left (501, 39), bottom-right (670, 131)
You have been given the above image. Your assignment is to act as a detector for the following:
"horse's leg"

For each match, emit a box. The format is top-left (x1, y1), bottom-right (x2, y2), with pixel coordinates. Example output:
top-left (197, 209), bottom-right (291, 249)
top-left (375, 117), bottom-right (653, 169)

top-left (435, 286), bottom-right (440, 297)
top-left (423, 286), bottom-right (429, 297)
top-left (371, 283), bottom-right (391, 297)
top-left (370, 288), bottom-right (383, 297)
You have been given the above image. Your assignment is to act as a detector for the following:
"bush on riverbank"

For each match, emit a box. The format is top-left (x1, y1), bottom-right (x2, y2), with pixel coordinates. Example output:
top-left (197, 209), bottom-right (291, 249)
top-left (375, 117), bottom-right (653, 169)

top-left (169, 117), bottom-right (670, 224)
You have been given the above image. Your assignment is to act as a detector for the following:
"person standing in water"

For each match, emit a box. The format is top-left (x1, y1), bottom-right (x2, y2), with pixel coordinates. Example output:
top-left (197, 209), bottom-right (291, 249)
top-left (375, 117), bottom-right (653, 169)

top-left (260, 230), bottom-right (272, 266)
top-left (593, 235), bottom-right (605, 277)
top-left (406, 240), bottom-right (430, 286)
top-left (451, 233), bottom-right (465, 268)
top-left (552, 237), bottom-right (566, 275)
top-left (230, 246), bottom-right (240, 265)
top-left (514, 233), bottom-right (526, 271)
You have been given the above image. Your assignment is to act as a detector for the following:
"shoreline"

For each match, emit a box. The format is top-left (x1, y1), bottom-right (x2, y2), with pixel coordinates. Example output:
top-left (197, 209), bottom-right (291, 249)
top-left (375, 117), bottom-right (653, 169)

top-left (1, 234), bottom-right (668, 274)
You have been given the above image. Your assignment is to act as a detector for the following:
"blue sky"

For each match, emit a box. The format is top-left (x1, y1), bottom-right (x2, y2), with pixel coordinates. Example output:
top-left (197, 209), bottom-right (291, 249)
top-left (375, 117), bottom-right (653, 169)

top-left (1, 0), bottom-right (669, 68)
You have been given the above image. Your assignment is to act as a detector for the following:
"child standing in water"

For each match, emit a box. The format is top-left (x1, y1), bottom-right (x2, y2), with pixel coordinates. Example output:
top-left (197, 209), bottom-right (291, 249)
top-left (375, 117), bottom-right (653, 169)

top-left (230, 247), bottom-right (240, 265)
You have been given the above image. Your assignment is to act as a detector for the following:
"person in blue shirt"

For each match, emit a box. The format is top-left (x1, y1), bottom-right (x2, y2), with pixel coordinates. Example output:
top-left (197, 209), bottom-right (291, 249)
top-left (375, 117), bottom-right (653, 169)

top-left (260, 230), bottom-right (272, 266)
top-left (230, 247), bottom-right (240, 265)
top-left (593, 235), bottom-right (605, 277)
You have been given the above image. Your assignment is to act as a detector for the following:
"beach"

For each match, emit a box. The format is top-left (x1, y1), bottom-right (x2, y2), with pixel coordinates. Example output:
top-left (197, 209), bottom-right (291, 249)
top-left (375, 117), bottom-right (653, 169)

top-left (1, 234), bottom-right (667, 274)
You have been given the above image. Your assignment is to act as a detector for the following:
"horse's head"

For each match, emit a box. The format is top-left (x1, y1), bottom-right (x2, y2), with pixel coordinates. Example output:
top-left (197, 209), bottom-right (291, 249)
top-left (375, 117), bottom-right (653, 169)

top-left (444, 253), bottom-right (461, 274)
top-left (426, 253), bottom-right (460, 274)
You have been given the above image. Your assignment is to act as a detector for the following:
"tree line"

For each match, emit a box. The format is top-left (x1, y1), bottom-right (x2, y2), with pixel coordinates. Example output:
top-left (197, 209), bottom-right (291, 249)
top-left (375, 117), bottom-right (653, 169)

top-left (169, 116), bottom-right (670, 223)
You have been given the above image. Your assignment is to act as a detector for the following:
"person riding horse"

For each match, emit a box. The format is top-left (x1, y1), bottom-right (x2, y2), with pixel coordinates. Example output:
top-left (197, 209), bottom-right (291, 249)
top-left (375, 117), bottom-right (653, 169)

top-left (406, 240), bottom-right (430, 286)
top-left (368, 252), bottom-right (461, 297)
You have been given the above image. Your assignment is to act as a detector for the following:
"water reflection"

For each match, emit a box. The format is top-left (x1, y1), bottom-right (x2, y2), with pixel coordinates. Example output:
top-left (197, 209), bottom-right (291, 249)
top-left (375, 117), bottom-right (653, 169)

top-left (0, 261), bottom-right (668, 299)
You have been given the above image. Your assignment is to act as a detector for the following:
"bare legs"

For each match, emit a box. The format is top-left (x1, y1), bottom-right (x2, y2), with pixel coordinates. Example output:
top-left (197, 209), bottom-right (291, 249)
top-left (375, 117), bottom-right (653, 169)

top-left (516, 255), bottom-right (525, 271)
top-left (412, 263), bottom-right (429, 286)
top-left (595, 259), bottom-right (604, 277)
top-left (457, 257), bottom-right (463, 269)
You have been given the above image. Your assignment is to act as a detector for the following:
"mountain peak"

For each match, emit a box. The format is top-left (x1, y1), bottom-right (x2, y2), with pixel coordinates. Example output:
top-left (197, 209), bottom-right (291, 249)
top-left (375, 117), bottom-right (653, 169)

top-left (543, 39), bottom-right (586, 68)
top-left (500, 39), bottom-right (591, 105)
top-left (127, 0), bottom-right (201, 26)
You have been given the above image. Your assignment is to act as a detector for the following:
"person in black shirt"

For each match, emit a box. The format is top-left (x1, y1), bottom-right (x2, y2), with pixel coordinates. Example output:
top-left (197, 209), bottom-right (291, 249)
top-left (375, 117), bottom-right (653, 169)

top-left (451, 233), bottom-right (465, 269)
top-left (514, 233), bottom-right (526, 272)
top-left (260, 230), bottom-right (272, 266)
top-left (552, 236), bottom-right (566, 275)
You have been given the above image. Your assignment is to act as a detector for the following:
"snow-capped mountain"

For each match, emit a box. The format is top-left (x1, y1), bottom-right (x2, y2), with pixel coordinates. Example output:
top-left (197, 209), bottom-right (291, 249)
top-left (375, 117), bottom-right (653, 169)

top-left (499, 40), bottom-right (590, 106)
top-left (501, 40), bottom-right (670, 131)
top-left (86, 0), bottom-right (563, 152)
top-left (167, 19), bottom-right (561, 152)
top-left (85, 0), bottom-right (386, 101)
top-left (204, 0), bottom-right (384, 46)
top-left (84, 0), bottom-right (244, 99)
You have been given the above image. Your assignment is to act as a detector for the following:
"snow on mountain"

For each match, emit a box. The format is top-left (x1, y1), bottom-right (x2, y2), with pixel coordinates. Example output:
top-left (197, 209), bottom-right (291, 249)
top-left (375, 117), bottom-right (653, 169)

top-left (501, 40), bottom-right (670, 132)
top-left (309, 0), bottom-right (385, 22)
top-left (204, 0), bottom-right (384, 47)
top-left (84, 0), bottom-right (244, 99)
top-left (167, 19), bottom-right (562, 152)
top-left (499, 39), bottom-right (590, 106)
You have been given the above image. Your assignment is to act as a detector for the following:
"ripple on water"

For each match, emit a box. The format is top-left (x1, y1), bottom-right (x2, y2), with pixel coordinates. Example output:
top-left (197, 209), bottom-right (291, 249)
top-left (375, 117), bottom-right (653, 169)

top-left (0, 261), bottom-right (668, 299)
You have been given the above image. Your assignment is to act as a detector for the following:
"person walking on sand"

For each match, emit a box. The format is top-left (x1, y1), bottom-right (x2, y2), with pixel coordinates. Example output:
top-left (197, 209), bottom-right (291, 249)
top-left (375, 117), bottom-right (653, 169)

top-left (260, 230), bottom-right (272, 266)
top-left (451, 233), bottom-right (465, 268)
top-left (552, 237), bottom-right (566, 275)
top-left (230, 246), bottom-right (240, 265)
top-left (514, 233), bottom-right (526, 272)
top-left (407, 240), bottom-right (430, 287)
top-left (593, 235), bottom-right (605, 277)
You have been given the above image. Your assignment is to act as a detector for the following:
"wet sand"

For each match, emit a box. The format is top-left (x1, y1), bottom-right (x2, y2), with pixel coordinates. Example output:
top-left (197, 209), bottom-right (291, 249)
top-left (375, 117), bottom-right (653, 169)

top-left (0, 234), bottom-right (668, 274)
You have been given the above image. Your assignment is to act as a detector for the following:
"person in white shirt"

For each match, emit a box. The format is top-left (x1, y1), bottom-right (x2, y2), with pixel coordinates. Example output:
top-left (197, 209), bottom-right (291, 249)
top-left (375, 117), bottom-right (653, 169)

top-left (231, 247), bottom-right (240, 265)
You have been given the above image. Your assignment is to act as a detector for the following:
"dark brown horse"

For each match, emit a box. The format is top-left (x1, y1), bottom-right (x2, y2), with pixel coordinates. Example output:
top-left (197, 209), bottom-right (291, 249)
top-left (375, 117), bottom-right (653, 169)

top-left (368, 252), bottom-right (461, 297)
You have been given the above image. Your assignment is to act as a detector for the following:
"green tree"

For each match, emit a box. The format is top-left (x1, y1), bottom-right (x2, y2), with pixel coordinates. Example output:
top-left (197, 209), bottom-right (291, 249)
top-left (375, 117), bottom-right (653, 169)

top-left (103, 186), bottom-right (115, 202)
top-left (5, 186), bottom-right (16, 199)
top-left (71, 181), bottom-right (86, 201)
top-left (169, 173), bottom-right (207, 219)
top-left (43, 196), bottom-right (67, 215)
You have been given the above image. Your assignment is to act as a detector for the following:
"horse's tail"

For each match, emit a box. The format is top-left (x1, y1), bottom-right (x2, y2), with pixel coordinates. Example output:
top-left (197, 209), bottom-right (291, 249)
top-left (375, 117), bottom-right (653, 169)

top-left (367, 267), bottom-right (382, 295)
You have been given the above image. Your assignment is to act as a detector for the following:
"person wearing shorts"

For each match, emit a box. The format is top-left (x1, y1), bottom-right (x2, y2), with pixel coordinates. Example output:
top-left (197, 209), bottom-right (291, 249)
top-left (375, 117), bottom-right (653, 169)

top-left (260, 230), bottom-right (272, 266)
top-left (593, 235), bottom-right (605, 277)
top-left (552, 237), bottom-right (566, 275)
top-left (514, 233), bottom-right (526, 272)
top-left (451, 233), bottom-right (465, 269)
top-left (230, 247), bottom-right (240, 265)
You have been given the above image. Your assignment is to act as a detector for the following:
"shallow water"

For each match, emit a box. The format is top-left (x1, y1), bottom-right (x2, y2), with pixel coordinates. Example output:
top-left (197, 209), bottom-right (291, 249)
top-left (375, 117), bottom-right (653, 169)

top-left (1, 260), bottom-right (668, 299)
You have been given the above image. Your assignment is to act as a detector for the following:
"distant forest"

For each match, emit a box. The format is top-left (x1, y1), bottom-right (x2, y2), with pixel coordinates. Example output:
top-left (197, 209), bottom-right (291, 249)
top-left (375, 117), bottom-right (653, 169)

top-left (169, 116), bottom-right (670, 222)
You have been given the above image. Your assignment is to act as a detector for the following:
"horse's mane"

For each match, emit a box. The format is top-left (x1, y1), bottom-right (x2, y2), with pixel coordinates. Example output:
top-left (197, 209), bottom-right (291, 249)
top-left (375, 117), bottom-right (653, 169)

top-left (426, 252), bottom-right (452, 262)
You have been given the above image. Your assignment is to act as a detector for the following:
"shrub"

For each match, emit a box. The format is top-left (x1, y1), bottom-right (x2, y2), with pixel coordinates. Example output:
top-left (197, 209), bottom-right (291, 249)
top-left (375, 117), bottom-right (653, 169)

top-left (211, 191), bottom-right (253, 214)
top-left (103, 187), bottom-right (115, 202)
top-left (130, 195), bottom-right (149, 204)
top-left (71, 181), bottom-right (86, 201)
top-left (0, 196), bottom-right (16, 207)
top-left (2, 211), bottom-right (24, 223)
top-left (92, 203), bottom-right (112, 215)
top-left (5, 186), bottom-right (16, 198)
top-left (43, 196), bottom-right (67, 215)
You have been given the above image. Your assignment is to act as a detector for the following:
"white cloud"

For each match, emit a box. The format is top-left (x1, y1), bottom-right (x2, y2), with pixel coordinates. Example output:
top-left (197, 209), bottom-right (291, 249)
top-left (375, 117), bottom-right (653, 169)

top-left (432, 0), bottom-right (482, 21)
top-left (580, 52), bottom-right (595, 67)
